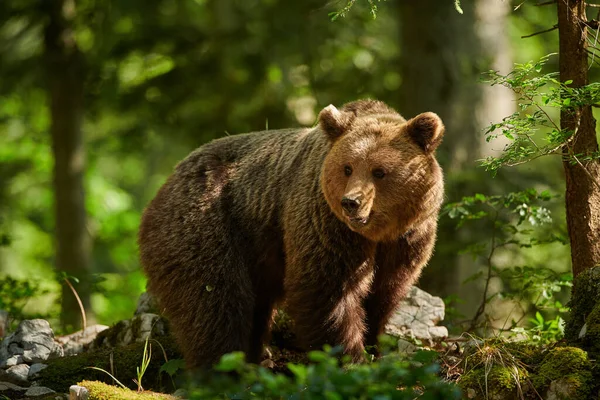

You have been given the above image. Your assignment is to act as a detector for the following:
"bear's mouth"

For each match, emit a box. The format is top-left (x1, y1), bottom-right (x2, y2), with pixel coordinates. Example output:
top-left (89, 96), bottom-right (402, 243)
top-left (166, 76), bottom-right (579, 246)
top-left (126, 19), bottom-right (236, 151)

top-left (347, 214), bottom-right (370, 228)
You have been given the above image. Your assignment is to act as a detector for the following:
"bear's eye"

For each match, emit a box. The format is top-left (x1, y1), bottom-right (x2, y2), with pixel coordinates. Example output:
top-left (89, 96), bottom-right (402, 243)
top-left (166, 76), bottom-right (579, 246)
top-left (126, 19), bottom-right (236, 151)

top-left (372, 169), bottom-right (386, 179)
top-left (344, 165), bottom-right (353, 177)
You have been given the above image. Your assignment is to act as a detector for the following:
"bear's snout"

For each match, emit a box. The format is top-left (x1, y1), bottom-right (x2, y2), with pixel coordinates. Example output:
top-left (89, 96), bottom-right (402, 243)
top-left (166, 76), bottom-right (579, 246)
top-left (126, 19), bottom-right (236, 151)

top-left (341, 196), bottom-right (361, 215)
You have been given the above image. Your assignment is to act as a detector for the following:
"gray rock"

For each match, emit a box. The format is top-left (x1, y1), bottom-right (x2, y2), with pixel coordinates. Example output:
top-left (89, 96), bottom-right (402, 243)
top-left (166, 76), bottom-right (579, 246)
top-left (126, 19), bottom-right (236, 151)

top-left (135, 292), bottom-right (159, 315)
top-left (547, 378), bottom-right (580, 400)
top-left (25, 386), bottom-right (55, 397)
top-left (396, 338), bottom-right (418, 355)
top-left (385, 286), bottom-right (448, 344)
top-left (4, 364), bottom-right (29, 384)
top-left (91, 313), bottom-right (167, 350)
top-left (56, 325), bottom-right (109, 356)
top-left (28, 363), bottom-right (48, 379)
top-left (69, 384), bottom-right (89, 400)
top-left (0, 381), bottom-right (27, 391)
top-left (0, 319), bottom-right (64, 364)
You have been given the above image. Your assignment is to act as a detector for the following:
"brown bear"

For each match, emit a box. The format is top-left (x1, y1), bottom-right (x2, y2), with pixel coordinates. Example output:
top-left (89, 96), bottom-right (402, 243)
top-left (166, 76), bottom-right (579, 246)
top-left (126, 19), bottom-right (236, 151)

top-left (138, 99), bottom-right (444, 368)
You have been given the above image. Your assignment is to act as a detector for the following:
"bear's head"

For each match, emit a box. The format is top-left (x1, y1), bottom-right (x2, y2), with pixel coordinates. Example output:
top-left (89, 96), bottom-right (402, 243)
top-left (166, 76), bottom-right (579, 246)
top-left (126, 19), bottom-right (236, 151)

top-left (319, 100), bottom-right (444, 242)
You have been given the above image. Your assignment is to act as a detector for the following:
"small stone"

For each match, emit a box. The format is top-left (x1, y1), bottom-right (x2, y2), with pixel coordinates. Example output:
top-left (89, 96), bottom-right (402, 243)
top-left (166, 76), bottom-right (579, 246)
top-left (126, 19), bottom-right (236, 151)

top-left (69, 385), bottom-right (89, 400)
top-left (397, 338), bottom-right (418, 355)
top-left (4, 355), bottom-right (24, 367)
top-left (25, 386), bottom-right (55, 397)
top-left (4, 364), bottom-right (30, 384)
top-left (28, 363), bottom-right (48, 379)
top-left (172, 388), bottom-right (187, 398)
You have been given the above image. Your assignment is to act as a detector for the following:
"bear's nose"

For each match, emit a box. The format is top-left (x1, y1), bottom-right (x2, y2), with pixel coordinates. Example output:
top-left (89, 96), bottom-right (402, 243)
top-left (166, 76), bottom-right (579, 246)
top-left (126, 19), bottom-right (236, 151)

top-left (341, 197), bottom-right (361, 214)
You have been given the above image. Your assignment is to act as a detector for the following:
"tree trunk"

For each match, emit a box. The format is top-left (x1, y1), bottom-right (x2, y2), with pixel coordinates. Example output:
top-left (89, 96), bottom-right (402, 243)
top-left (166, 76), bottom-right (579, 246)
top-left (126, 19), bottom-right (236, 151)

top-left (397, 0), bottom-right (513, 315)
top-left (44, 0), bottom-right (93, 330)
top-left (557, 0), bottom-right (600, 277)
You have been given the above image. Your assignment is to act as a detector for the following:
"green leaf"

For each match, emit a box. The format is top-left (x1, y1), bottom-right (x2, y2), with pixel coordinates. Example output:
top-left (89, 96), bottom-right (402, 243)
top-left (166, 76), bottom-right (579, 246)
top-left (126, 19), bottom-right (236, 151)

top-left (160, 359), bottom-right (185, 376)
top-left (214, 352), bottom-right (246, 372)
top-left (454, 0), bottom-right (464, 14)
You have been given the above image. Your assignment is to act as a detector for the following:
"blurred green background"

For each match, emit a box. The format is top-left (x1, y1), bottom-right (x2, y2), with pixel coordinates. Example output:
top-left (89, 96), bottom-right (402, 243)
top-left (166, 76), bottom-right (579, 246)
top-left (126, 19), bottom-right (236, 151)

top-left (0, 0), bottom-right (589, 333)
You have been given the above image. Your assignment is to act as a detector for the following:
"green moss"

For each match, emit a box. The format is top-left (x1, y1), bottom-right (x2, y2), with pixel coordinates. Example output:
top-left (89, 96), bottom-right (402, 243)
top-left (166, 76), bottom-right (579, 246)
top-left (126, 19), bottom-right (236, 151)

top-left (532, 346), bottom-right (591, 400)
top-left (564, 266), bottom-right (600, 342)
top-left (38, 337), bottom-right (182, 393)
top-left (79, 380), bottom-right (178, 400)
top-left (459, 363), bottom-right (527, 398)
top-left (581, 302), bottom-right (600, 356)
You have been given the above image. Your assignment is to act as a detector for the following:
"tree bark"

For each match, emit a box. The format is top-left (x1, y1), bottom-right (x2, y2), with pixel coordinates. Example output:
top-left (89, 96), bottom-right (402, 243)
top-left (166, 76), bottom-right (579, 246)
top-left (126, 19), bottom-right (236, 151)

top-left (44, 0), bottom-right (93, 330)
top-left (557, 0), bottom-right (600, 277)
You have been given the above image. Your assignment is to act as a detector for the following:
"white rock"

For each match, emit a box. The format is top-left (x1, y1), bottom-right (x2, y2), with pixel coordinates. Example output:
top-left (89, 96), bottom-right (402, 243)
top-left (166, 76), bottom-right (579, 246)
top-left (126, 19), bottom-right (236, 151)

top-left (5, 364), bottom-right (29, 383)
top-left (0, 319), bottom-right (63, 364)
top-left (57, 325), bottom-right (109, 356)
top-left (69, 384), bottom-right (89, 400)
top-left (385, 286), bottom-right (448, 343)
top-left (4, 355), bottom-right (24, 367)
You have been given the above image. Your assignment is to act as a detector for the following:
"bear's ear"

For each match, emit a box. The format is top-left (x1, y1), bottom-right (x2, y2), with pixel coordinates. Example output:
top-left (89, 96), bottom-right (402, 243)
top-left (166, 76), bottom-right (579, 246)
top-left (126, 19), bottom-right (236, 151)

top-left (318, 104), bottom-right (355, 140)
top-left (405, 112), bottom-right (444, 153)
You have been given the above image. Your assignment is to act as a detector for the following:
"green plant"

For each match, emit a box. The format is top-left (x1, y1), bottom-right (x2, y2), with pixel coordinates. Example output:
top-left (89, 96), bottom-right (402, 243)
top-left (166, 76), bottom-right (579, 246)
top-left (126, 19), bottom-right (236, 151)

top-left (187, 344), bottom-right (461, 399)
top-left (0, 277), bottom-right (49, 328)
top-left (444, 189), bottom-right (571, 336)
top-left (482, 54), bottom-right (600, 179)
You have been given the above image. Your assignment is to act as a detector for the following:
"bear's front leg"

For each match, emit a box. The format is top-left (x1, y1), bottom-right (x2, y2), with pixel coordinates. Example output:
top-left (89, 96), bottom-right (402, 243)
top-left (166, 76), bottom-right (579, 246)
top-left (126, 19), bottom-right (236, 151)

top-left (363, 219), bottom-right (437, 351)
top-left (283, 235), bottom-right (375, 362)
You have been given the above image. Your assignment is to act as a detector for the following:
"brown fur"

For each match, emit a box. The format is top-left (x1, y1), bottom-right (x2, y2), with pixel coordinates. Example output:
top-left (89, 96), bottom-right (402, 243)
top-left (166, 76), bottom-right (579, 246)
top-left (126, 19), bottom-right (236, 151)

top-left (138, 99), bottom-right (445, 368)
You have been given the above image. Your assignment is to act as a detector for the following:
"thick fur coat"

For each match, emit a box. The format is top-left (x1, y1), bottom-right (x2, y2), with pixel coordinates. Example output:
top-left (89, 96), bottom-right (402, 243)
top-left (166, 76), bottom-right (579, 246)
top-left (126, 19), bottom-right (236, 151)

top-left (139, 100), bottom-right (445, 368)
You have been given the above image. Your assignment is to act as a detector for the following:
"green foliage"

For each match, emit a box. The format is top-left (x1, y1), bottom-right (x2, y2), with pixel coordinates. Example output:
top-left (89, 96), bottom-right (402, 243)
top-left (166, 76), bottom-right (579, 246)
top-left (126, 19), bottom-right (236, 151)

top-left (0, 276), bottom-right (49, 327)
top-left (483, 54), bottom-right (600, 172)
top-left (188, 346), bottom-right (460, 399)
top-left (330, 0), bottom-right (385, 21)
top-left (444, 189), bottom-right (571, 337)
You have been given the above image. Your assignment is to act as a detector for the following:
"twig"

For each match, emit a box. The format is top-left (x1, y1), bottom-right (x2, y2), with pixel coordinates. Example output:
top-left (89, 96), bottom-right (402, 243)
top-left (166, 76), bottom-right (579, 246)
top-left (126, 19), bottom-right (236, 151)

top-left (521, 24), bottom-right (558, 38)
top-left (468, 210), bottom-right (499, 332)
top-left (536, 0), bottom-right (556, 5)
top-left (64, 277), bottom-right (87, 331)
top-left (587, 3), bottom-right (600, 7)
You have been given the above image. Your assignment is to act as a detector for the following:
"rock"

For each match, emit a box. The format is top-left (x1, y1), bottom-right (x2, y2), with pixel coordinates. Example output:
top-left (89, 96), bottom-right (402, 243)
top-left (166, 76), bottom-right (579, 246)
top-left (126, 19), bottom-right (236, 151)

top-left (135, 292), bottom-right (159, 315)
top-left (385, 286), bottom-right (448, 344)
top-left (565, 266), bottom-right (600, 341)
top-left (396, 338), bottom-right (418, 355)
top-left (56, 325), bottom-right (109, 356)
top-left (25, 386), bottom-right (55, 397)
top-left (3, 364), bottom-right (30, 385)
top-left (172, 388), bottom-right (187, 398)
top-left (90, 313), bottom-right (168, 350)
top-left (69, 385), bottom-right (89, 400)
top-left (1, 355), bottom-right (23, 368)
top-left (0, 381), bottom-right (27, 391)
top-left (28, 363), bottom-right (48, 379)
top-left (0, 319), bottom-right (64, 364)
